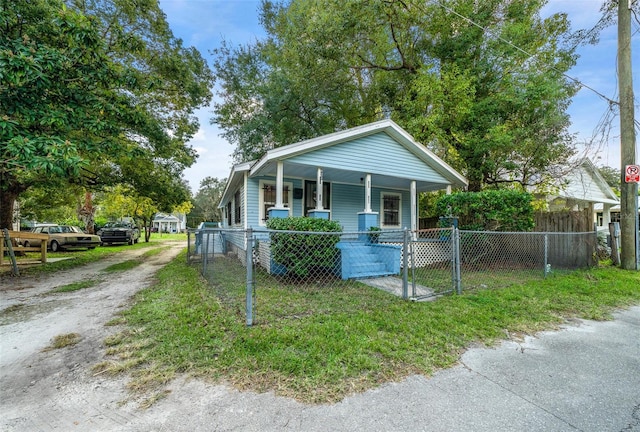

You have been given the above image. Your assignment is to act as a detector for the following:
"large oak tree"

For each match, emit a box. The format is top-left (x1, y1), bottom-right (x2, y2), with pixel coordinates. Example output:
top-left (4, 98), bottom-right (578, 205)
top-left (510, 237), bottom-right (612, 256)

top-left (0, 0), bottom-right (214, 228)
top-left (213, 0), bottom-right (579, 191)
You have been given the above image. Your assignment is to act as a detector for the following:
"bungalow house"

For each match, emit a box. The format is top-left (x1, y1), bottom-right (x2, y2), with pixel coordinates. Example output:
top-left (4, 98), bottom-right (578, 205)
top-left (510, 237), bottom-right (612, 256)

top-left (152, 212), bottom-right (186, 233)
top-left (544, 158), bottom-right (619, 231)
top-left (217, 120), bottom-right (468, 278)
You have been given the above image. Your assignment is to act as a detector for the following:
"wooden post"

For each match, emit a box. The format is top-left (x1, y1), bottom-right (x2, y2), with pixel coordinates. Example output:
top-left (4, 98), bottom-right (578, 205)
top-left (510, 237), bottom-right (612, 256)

top-left (609, 222), bottom-right (621, 266)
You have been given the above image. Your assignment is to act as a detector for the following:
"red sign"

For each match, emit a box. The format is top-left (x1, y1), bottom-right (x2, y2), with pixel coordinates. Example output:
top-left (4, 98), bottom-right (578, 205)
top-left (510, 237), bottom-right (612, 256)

top-left (625, 165), bottom-right (640, 183)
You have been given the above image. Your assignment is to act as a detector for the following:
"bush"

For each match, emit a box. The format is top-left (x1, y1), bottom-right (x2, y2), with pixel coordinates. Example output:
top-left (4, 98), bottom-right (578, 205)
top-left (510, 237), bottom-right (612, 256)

top-left (266, 217), bottom-right (342, 279)
top-left (435, 190), bottom-right (534, 231)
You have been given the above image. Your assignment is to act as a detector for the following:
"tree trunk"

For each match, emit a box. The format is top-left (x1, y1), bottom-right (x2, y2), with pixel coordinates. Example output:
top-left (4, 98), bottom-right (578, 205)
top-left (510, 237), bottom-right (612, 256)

top-left (77, 191), bottom-right (96, 234)
top-left (0, 188), bottom-right (20, 229)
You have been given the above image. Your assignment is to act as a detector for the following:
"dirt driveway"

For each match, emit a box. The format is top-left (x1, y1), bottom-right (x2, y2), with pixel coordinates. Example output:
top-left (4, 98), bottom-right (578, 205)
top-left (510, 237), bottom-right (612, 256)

top-left (0, 242), bottom-right (189, 430)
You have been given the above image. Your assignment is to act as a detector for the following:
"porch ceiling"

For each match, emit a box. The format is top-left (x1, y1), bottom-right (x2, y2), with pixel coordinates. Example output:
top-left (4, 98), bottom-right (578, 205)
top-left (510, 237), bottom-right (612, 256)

top-left (254, 161), bottom-right (450, 192)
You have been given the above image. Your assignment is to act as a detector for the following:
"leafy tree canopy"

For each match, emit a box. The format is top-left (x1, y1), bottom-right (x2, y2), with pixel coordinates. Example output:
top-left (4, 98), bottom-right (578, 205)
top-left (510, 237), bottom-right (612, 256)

top-left (597, 165), bottom-right (621, 194)
top-left (190, 176), bottom-right (227, 227)
top-left (0, 0), bottom-right (214, 228)
top-left (213, 0), bottom-right (580, 191)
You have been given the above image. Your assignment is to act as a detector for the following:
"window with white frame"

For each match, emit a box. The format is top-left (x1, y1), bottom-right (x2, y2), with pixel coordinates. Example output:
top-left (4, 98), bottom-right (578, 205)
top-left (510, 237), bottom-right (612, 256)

top-left (259, 180), bottom-right (293, 224)
top-left (380, 192), bottom-right (401, 228)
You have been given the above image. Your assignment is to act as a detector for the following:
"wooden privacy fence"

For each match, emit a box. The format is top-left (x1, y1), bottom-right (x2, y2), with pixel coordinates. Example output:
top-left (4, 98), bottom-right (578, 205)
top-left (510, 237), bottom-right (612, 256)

top-left (534, 209), bottom-right (593, 232)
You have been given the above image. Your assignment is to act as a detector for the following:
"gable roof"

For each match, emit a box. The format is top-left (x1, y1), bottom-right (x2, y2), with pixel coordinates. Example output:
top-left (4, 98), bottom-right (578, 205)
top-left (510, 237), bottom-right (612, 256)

top-left (557, 159), bottom-right (619, 205)
top-left (250, 119), bottom-right (467, 187)
top-left (152, 213), bottom-right (181, 223)
top-left (219, 120), bottom-right (467, 206)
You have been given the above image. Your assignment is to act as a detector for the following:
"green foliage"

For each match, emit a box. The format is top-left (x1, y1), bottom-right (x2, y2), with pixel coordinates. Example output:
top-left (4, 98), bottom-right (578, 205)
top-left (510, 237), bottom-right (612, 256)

top-left (213, 0), bottom-right (578, 190)
top-left (266, 217), bottom-right (342, 279)
top-left (0, 0), bottom-right (214, 228)
top-left (190, 176), bottom-right (227, 227)
top-left (597, 165), bottom-right (621, 194)
top-left (435, 190), bottom-right (534, 231)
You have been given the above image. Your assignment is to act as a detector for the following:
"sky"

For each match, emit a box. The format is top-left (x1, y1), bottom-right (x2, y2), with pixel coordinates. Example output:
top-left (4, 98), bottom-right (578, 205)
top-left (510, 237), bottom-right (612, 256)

top-left (157, 0), bottom-right (639, 192)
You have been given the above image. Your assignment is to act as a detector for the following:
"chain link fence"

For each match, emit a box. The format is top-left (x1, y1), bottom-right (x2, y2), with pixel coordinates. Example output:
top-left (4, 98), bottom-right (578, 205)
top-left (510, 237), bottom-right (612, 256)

top-left (187, 227), bottom-right (597, 325)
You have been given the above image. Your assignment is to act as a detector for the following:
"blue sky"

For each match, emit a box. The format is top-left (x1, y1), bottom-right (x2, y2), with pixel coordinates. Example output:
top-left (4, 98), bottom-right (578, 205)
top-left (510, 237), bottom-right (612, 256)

top-left (158, 0), bottom-right (639, 191)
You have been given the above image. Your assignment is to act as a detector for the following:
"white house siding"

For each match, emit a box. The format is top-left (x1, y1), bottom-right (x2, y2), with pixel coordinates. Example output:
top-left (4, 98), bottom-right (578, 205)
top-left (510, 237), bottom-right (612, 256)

top-left (288, 132), bottom-right (447, 183)
top-left (560, 163), bottom-right (619, 205)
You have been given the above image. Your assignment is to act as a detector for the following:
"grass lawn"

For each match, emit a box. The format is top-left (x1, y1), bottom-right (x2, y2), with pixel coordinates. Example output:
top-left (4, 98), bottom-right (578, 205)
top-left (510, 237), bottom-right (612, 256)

top-left (98, 251), bottom-right (640, 405)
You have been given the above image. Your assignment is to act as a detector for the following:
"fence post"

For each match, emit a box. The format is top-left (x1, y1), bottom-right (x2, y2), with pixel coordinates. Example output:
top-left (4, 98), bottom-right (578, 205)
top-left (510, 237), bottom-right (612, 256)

top-left (544, 233), bottom-right (549, 278)
top-left (454, 228), bottom-right (461, 295)
top-left (186, 230), bottom-right (191, 264)
top-left (402, 228), bottom-right (409, 299)
top-left (245, 228), bottom-right (254, 327)
top-left (203, 230), bottom-right (210, 276)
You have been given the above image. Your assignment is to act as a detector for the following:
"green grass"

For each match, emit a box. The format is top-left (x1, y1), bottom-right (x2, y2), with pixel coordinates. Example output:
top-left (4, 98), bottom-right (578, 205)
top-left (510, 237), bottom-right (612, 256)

top-left (104, 253), bottom-right (640, 405)
top-left (50, 279), bottom-right (101, 293)
top-left (103, 260), bottom-right (143, 272)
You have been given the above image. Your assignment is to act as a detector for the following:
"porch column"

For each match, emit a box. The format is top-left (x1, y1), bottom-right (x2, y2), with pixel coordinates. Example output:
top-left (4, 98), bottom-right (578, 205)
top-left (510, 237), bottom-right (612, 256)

top-left (358, 173), bottom-right (378, 236)
top-left (411, 180), bottom-right (417, 237)
top-left (316, 167), bottom-right (323, 210)
top-left (364, 173), bottom-right (372, 213)
top-left (308, 167), bottom-right (330, 219)
top-left (268, 161), bottom-right (289, 219)
top-left (275, 161), bottom-right (284, 208)
top-left (602, 203), bottom-right (613, 227)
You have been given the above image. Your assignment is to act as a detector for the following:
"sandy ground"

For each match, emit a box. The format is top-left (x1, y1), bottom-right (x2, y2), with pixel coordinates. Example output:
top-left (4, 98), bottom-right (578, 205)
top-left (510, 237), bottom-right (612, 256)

top-left (0, 243), bottom-right (188, 431)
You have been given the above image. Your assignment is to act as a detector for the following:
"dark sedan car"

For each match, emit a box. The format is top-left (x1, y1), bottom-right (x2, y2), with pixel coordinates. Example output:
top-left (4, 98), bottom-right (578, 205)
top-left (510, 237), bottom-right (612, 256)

top-left (97, 222), bottom-right (141, 245)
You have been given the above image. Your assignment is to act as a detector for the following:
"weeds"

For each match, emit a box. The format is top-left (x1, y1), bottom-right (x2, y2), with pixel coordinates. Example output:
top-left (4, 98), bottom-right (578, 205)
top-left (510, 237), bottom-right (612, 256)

top-left (42, 333), bottom-right (81, 351)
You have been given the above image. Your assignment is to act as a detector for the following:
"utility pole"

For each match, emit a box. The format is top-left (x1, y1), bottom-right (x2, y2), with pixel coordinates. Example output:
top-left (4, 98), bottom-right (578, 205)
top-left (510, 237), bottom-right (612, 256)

top-left (618, 0), bottom-right (638, 270)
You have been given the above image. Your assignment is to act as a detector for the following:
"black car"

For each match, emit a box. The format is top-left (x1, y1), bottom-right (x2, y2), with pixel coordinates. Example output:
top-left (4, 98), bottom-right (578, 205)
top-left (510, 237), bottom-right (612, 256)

top-left (97, 222), bottom-right (141, 245)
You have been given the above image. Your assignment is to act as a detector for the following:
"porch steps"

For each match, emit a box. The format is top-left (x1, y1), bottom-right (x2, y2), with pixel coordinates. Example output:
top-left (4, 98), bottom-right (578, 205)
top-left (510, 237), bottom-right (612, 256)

top-left (336, 241), bottom-right (401, 280)
top-left (346, 246), bottom-right (389, 278)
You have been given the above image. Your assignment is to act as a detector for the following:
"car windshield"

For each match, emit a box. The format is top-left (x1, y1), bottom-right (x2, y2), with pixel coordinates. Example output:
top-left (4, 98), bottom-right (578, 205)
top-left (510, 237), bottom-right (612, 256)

top-left (104, 222), bottom-right (131, 228)
top-left (60, 226), bottom-right (83, 233)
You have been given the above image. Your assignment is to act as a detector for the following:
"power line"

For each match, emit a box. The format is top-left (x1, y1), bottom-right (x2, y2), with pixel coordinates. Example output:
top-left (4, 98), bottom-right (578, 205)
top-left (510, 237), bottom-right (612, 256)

top-left (429, 0), bottom-right (620, 106)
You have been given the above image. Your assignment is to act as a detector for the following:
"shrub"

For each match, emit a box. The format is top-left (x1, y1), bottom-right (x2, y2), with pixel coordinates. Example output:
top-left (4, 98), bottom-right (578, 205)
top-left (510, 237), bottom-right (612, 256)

top-left (266, 217), bottom-right (342, 279)
top-left (435, 190), bottom-right (534, 231)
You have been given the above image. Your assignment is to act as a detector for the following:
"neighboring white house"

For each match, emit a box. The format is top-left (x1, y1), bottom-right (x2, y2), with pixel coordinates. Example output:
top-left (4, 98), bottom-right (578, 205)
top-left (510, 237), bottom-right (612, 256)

top-left (546, 158), bottom-right (620, 230)
top-left (152, 213), bottom-right (186, 233)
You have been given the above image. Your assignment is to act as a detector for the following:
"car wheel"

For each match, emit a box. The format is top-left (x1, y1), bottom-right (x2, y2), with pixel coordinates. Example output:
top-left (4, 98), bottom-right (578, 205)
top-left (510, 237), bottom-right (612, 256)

top-left (88, 247), bottom-right (95, 250)
top-left (23, 240), bottom-right (31, 248)
top-left (50, 240), bottom-right (60, 252)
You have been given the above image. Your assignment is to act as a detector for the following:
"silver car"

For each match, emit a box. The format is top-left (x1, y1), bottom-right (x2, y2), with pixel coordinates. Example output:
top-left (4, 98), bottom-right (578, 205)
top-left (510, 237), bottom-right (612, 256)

top-left (23, 225), bottom-right (101, 252)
